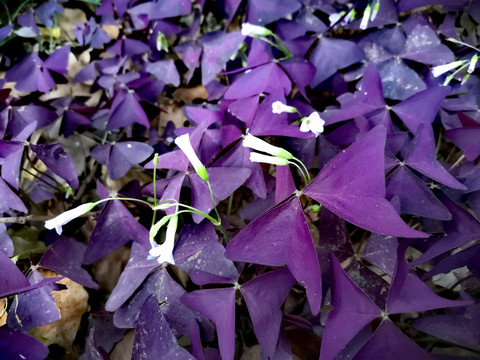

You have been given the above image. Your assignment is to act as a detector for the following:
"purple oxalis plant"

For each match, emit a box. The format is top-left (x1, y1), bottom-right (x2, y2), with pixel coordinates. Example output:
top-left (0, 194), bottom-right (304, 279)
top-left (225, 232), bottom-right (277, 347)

top-left (0, 0), bottom-right (479, 359)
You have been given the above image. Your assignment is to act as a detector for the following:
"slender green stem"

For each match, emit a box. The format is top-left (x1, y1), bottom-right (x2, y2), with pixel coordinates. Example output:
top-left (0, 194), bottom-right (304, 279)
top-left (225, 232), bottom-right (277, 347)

top-left (95, 197), bottom-right (153, 208)
top-left (11, 0), bottom-right (30, 20)
top-left (1, 0), bottom-right (11, 24)
top-left (270, 33), bottom-right (292, 58)
top-left (444, 62), bottom-right (470, 85)
top-left (21, 168), bottom-right (60, 190)
top-left (446, 38), bottom-right (480, 53)
top-left (206, 180), bottom-right (221, 224)
top-left (291, 156), bottom-right (311, 183)
top-left (152, 154), bottom-right (159, 227)
top-left (288, 160), bottom-right (308, 184)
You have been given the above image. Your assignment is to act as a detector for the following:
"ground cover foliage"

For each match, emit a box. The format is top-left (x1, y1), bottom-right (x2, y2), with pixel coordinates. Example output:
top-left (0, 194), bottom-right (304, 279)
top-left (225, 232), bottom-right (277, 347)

top-left (0, 0), bottom-right (480, 359)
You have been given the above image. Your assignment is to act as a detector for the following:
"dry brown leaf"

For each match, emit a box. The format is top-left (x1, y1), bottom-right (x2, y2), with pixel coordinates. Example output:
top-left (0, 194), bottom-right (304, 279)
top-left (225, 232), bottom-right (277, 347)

top-left (0, 298), bottom-right (7, 326)
top-left (111, 329), bottom-right (135, 360)
top-left (93, 246), bottom-right (130, 292)
top-left (102, 25), bottom-right (120, 40)
top-left (172, 85), bottom-right (208, 104)
top-left (34, 269), bottom-right (89, 348)
top-left (57, 9), bottom-right (88, 42)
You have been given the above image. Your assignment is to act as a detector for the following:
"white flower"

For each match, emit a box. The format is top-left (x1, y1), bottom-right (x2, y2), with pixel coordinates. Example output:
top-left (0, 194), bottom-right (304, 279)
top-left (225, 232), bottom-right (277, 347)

top-left (45, 203), bottom-right (96, 235)
top-left (468, 54), bottom-right (478, 74)
top-left (370, 1), bottom-right (380, 21)
top-left (249, 152), bottom-right (289, 166)
top-left (175, 134), bottom-right (208, 181)
top-left (148, 215), bottom-right (178, 265)
top-left (360, 4), bottom-right (372, 30)
top-left (272, 101), bottom-right (298, 114)
top-left (300, 112), bottom-right (325, 137)
top-left (243, 133), bottom-right (293, 160)
top-left (241, 23), bottom-right (272, 37)
top-left (431, 60), bottom-right (466, 77)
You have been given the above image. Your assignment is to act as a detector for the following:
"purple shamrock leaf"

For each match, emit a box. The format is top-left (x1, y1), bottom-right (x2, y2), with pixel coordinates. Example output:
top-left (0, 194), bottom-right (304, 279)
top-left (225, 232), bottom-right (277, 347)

top-left (7, 270), bottom-right (61, 332)
top-left (445, 112), bottom-right (480, 161)
top-left (413, 303), bottom-right (480, 352)
top-left (353, 320), bottom-right (430, 360)
top-left (114, 267), bottom-right (214, 341)
top-left (422, 243), bottom-right (480, 281)
top-left (39, 237), bottom-right (99, 289)
top-left (200, 30), bottom-right (245, 85)
top-left (0, 140), bottom-right (24, 189)
top-left (226, 196), bottom-right (322, 314)
top-left (91, 141), bottom-right (153, 179)
top-left (181, 288), bottom-right (236, 360)
top-left (386, 165), bottom-right (452, 220)
top-left (310, 38), bottom-right (364, 87)
top-left (275, 165), bottom-right (295, 204)
top-left (303, 125), bottom-right (427, 238)
top-left (247, 0), bottom-right (301, 25)
top-left (106, 242), bottom-right (158, 312)
top-left (386, 242), bottom-right (472, 314)
top-left (363, 233), bottom-right (398, 277)
top-left (107, 37), bottom-right (150, 58)
top-left (150, 0), bottom-right (192, 19)
top-left (404, 125), bottom-right (466, 190)
top-left (132, 295), bottom-right (195, 360)
top-left (0, 249), bottom-right (62, 297)
top-left (173, 221), bottom-right (239, 285)
top-left (0, 224), bottom-right (13, 256)
top-left (412, 191), bottom-right (480, 265)
top-left (15, 9), bottom-right (39, 38)
top-left (224, 62), bottom-right (291, 100)
top-left (5, 46), bottom-right (70, 93)
top-left (107, 90), bottom-right (150, 130)
top-left (0, 328), bottom-right (48, 360)
top-left (320, 254), bottom-right (381, 360)
top-left (240, 268), bottom-right (296, 359)
top-left (83, 200), bottom-right (149, 264)
top-left (36, 0), bottom-right (64, 27)
top-left (0, 176), bottom-right (27, 214)
top-left (30, 143), bottom-right (79, 189)
top-left (391, 86), bottom-right (450, 133)
top-left (189, 167), bottom-right (251, 223)
top-left (145, 59), bottom-right (181, 86)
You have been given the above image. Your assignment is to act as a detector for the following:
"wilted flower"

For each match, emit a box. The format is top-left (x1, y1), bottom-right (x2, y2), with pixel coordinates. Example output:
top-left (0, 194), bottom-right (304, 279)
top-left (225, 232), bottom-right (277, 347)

top-left (243, 133), bottom-right (293, 160)
top-left (45, 202), bottom-right (97, 235)
top-left (241, 23), bottom-right (272, 37)
top-left (300, 112), bottom-right (325, 137)
top-left (271, 101), bottom-right (298, 114)
top-left (175, 133), bottom-right (209, 181)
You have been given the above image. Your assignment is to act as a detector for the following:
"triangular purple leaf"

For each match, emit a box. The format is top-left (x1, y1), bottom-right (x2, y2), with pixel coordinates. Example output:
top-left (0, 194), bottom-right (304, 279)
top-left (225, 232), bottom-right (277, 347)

top-left (181, 288), bottom-right (236, 360)
top-left (303, 126), bottom-right (427, 238)
top-left (240, 269), bottom-right (296, 358)
top-left (132, 295), bottom-right (195, 360)
top-left (83, 200), bottom-right (149, 264)
top-left (320, 254), bottom-right (381, 360)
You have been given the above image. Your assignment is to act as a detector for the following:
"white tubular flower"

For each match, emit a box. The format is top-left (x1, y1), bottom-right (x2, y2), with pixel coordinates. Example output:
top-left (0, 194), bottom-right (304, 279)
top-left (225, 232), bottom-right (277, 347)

top-left (300, 112), bottom-right (325, 137)
top-left (45, 203), bottom-right (96, 235)
top-left (152, 202), bottom-right (176, 211)
top-left (241, 23), bottom-right (272, 37)
top-left (468, 54), bottom-right (478, 74)
top-left (272, 101), bottom-right (298, 114)
top-left (175, 134), bottom-right (209, 181)
top-left (148, 215), bottom-right (178, 265)
top-left (243, 133), bottom-right (293, 160)
top-left (360, 4), bottom-right (371, 30)
top-left (249, 152), bottom-right (289, 166)
top-left (370, 1), bottom-right (380, 21)
top-left (431, 60), bottom-right (466, 77)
